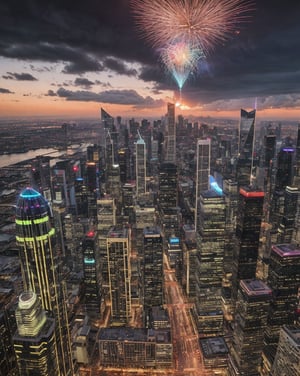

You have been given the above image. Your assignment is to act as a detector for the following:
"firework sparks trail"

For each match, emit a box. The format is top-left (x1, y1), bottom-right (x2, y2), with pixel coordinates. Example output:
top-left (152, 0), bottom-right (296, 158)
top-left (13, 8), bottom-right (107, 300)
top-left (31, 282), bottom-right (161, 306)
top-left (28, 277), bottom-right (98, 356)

top-left (160, 41), bottom-right (205, 89)
top-left (130, 0), bottom-right (254, 54)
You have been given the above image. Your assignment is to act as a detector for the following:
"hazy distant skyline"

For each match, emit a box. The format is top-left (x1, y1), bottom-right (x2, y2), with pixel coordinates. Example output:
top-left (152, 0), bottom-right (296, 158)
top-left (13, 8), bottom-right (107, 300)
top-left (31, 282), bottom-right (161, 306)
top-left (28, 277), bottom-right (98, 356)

top-left (0, 0), bottom-right (300, 120)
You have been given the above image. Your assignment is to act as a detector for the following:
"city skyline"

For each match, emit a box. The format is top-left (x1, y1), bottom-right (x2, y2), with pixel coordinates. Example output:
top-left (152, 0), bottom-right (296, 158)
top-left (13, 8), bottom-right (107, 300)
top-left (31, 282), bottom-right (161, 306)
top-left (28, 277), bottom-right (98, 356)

top-left (0, 0), bottom-right (300, 120)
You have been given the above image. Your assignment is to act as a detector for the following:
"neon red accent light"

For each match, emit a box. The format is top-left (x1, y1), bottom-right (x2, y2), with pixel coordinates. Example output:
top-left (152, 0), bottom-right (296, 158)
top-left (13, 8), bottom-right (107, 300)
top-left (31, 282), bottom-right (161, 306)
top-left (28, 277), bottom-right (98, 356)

top-left (240, 188), bottom-right (264, 198)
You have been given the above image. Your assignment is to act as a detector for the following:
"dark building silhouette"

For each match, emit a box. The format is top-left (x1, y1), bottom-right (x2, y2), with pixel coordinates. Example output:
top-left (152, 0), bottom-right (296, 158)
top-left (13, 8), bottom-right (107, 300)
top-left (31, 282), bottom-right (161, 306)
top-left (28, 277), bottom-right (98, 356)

top-left (236, 109), bottom-right (256, 188)
top-left (232, 187), bottom-right (264, 301)
top-left (143, 227), bottom-right (164, 313)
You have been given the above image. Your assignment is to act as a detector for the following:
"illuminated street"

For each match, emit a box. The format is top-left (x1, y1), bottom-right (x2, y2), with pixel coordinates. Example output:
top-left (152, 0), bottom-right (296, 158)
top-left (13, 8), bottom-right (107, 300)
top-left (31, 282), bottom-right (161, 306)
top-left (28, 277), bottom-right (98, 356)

top-left (164, 254), bottom-right (213, 376)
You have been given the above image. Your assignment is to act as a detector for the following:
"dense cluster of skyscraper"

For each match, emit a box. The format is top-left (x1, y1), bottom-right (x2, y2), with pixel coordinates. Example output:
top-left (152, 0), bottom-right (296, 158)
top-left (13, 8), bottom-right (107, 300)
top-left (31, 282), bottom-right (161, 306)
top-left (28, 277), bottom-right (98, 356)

top-left (0, 104), bottom-right (299, 375)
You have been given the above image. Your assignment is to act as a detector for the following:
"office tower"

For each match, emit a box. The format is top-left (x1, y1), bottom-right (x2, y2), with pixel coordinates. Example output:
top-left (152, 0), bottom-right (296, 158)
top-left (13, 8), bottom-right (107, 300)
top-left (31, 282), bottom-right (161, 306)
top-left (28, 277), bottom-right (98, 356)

top-left (122, 182), bottom-right (136, 223)
top-left (106, 164), bottom-right (121, 204)
top-left (97, 197), bottom-right (116, 290)
top-left (51, 165), bottom-right (69, 206)
top-left (223, 179), bottom-right (238, 318)
top-left (82, 230), bottom-right (102, 317)
top-left (270, 147), bottom-right (295, 228)
top-left (75, 177), bottom-right (88, 217)
top-left (98, 327), bottom-right (173, 369)
top-left (167, 235), bottom-right (182, 269)
top-left (107, 226), bottom-right (131, 324)
top-left (87, 144), bottom-right (101, 164)
top-left (136, 132), bottom-right (147, 198)
top-left (261, 244), bottom-right (300, 373)
top-left (101, 107), bottom-right (114, 132)
top-left (158, 162), bottom-right (178, 211)
top-left (195, 139), bottom-right (211, 230)
top-left (86, 161), bottom-right (98, 217)
top-left (232, 187), bottom-right (264, 301)
top-left (143, 227), bottom-right (164, 311)
top-left (275, 147), bottom-right (295, 190)
top-left (228, 279), bottom-right (272, 376)
top-left (13, 291), bottom-right (59, 376)
top-left (277, 186), bottom-right (300, 243)
top-left (165, 102), bottom-right (176, 163)
top-left (30, 156), bottom-right (51, 194)
top-left (236, 109), bottom-right (256, 188)
top-left (0, 301), bottom-right (18, 375)
top-left (118, 148), bottom-right (130, 184)
top-left (15, 188), bottom-right (73, 375)
top-left (200, 337), bottom-right (229, 374)
top-left (271, 325), bottom-right (300, 376)
top-left (293, 124), bottom-right (300, 186)
top-left (195, 190), bottom-right (225, 336)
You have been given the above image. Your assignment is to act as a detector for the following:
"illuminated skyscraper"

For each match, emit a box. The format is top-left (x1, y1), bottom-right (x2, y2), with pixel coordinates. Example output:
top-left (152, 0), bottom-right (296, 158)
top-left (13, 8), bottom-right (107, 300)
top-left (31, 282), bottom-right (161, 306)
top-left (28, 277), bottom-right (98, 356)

top-left (97, 197), bottom-right (116, 291)
top-left (158, 162), bottom-right (178, 211)
top-left (136, 132), bottom-right (146, 198)
top-left (270, 147), bottom-right (296, 231)
top-left (228, 279), bottom-right (272, 376)
top-left (107, 226), bottom-right (131, 324)
top-left (271, 325), bottom-right (300, 376)
top-left (143, 226), bottom-right (164, 311)
top-left (293, 124), bottom-right (300, 186)
top-left (236, 109), bottom-right (256, 187)
top-left (195, 190), bottom-right (225, 336)
top-left (261, 244), bottom-right (300, 373)
top-left (277, 186), bottom-right (300, 243)
top-left (195, 139), bottom-right (211, 230)
top-left (13, 291), bottom-right (59, 376)
top-left (82, 230), bottom-right (102, 317)
top-left (232, 187), bottom-right (264, 301)
top-left (165, 102), bottom-right (176, 163)
top-left (15, 187), bottom-right (73, 375)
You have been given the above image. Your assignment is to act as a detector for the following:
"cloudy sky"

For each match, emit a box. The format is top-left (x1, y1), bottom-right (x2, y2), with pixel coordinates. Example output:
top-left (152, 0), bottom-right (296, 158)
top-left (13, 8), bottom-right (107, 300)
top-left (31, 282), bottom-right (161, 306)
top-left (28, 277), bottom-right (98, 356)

top-left (0, 0), bottom-right (300, 120)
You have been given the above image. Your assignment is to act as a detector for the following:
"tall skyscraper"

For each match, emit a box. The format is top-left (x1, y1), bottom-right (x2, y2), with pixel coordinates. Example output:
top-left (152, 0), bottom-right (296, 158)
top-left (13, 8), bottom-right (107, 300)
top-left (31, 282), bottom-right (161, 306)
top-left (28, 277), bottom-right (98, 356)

top-left (107, 226), bottom-right (131, 324)
top-left (232, 187), bottom-right (264, 300)
top-left (293, 124), bottom-right (300, 186)
top-left (165, 102), bottom-right (176, 163)
top-left (277, 186), bottom-right (300, 243)
top-left (158, 162), bottom-right (178, 211)
top-left (97, 197), bottom-right (116, 291)
top-left (136, 132), bottom-right (146, 198)
top-left (236, 109), bottom-right (256, 188)
top-left (195, 139), bottom-right (211, 230)
top-left (195, 190), bottom-right (225, 336)
top-left (261, 244), bottom-right (300, 373)
top-left (143, 226), bottom-right (164, 312)
top-left (228, 279), bottom-right (272, 376)
top-left (15, 187), bottom-right (73, 375)
top-left (82, 230), bottom-right (102, 317)
top-left (271, 325), bottom-right (300, 376)
top-left (13, 291), bottom-right (59, 376)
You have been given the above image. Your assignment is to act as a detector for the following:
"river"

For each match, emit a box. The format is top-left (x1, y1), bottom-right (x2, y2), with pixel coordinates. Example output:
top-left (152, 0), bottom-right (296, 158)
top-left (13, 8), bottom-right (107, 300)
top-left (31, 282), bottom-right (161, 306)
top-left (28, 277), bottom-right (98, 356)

top-left (0, 144), bottom-right (90, 168)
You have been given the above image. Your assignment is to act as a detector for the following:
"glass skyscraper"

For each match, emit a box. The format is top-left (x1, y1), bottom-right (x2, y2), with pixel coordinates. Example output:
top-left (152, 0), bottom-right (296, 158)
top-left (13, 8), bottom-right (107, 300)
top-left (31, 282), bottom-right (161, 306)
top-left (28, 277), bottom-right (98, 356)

top-left (15, 187), bottom-right (73, 375)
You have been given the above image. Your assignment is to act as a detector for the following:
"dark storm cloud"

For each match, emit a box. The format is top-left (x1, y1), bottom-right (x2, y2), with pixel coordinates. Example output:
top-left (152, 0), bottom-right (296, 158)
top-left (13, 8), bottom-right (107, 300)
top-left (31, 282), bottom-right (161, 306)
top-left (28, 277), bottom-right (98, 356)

top-left (56, 87), bottom-right (164, 108)
top-left (103, 58), bottom-right (138, 77)
top-left (0, 88), bottom-right (14, 94)
top-left (74, 78), bottom-right (95, 89)
top-left (45, 90), bottom-right (57, 97)
top-left (0, 0), bottom-right (300, 107)
top-left (3, 72), bottom-right (37, 81)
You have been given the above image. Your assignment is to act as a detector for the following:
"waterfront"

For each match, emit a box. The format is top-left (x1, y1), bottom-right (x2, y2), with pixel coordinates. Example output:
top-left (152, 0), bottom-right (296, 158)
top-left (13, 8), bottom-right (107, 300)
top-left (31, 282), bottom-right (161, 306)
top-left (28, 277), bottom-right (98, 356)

top-left (0, 144), bottom-right (90, 168)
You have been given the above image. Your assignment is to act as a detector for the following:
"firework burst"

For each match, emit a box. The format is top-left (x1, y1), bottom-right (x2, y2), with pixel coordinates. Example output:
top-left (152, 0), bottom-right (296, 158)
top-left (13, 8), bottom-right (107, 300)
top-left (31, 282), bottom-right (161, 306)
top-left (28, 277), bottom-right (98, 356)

top-left (130, 0), bottom-right (254, 53)
top-left (160, 41), bottom-right (204, 89)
